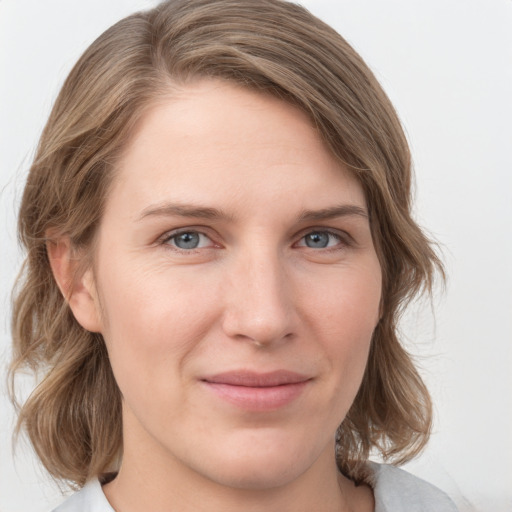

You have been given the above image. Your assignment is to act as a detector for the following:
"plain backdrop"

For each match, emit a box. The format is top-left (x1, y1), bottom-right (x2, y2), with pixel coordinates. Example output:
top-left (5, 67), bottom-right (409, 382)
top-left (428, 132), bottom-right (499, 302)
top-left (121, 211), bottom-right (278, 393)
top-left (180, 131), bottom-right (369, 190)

top-left (1, 1), bottom-right (511, 511)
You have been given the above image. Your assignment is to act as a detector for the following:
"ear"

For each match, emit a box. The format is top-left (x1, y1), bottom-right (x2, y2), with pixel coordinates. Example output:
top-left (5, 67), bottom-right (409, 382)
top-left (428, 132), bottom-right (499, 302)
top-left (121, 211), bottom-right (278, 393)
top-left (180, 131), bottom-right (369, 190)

top-left (46, 235), bottom-right (103, 333)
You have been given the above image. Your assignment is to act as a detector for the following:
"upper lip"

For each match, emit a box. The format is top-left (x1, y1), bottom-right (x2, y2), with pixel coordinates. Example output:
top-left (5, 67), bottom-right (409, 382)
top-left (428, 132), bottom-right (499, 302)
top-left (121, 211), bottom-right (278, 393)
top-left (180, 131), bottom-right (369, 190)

top-left (202, 370), bottom-right (311, 387)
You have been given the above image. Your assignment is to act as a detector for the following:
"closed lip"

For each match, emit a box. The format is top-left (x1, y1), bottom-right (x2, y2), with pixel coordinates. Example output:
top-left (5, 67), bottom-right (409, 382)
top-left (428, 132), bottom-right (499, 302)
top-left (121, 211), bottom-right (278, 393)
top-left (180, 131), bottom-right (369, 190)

top-left (200, 370), bottom-right (312, 411)
top-left (201, 370), bottom-right (312, 387)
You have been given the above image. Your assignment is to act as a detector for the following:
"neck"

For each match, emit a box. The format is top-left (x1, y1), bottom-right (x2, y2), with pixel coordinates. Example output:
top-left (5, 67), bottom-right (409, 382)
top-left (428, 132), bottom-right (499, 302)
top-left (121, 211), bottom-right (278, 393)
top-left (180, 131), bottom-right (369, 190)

top-left (104, 456), bottom-right (351, 512)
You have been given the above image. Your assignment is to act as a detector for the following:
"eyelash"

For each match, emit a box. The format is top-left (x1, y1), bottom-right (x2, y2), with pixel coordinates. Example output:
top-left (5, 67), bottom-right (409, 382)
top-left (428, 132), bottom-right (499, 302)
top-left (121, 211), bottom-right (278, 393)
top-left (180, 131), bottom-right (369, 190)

top-left (160, 229), bottom-right (216, 252)
top-left (159, 228), bottom-right (351, 253)
top-left (295, 230), bottom-right (346, 250)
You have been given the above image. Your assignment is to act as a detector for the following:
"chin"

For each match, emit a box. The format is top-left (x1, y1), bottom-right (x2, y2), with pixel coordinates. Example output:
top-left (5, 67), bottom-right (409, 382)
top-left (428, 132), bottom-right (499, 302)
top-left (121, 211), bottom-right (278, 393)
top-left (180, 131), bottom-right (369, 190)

top-left (207, 457), bottom-right (304, 491)
top-left (192, 431), bottom-right (325, 491)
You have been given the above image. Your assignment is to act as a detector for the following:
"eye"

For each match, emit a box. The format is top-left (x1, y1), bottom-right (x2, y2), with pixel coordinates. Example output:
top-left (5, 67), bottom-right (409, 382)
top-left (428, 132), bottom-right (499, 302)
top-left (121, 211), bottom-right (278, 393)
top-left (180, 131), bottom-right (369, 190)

top-left (164, 230), bottom-right (213, 250)
top-left (297, 230), bottom-right (343, 249)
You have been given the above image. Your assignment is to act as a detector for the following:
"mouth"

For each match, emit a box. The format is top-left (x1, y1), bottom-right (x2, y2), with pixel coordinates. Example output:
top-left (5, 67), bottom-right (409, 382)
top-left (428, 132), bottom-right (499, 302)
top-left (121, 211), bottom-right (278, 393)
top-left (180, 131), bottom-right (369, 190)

top-left (201, 370), bottom-right (311, 411)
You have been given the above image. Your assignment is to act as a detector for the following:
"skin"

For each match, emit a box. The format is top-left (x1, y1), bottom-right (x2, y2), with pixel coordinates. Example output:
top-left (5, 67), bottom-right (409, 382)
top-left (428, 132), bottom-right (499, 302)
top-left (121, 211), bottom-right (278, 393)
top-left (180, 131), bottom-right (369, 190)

top-left (54, 80), bottom-right (380, 511)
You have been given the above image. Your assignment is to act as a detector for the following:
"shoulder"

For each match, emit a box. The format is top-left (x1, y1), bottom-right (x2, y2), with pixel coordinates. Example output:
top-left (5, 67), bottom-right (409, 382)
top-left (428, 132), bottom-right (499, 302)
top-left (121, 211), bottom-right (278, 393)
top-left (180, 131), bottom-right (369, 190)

top-left (51, 479), bottom-right (114, 512)
top-left (368, 462), bottom-right (458, 512)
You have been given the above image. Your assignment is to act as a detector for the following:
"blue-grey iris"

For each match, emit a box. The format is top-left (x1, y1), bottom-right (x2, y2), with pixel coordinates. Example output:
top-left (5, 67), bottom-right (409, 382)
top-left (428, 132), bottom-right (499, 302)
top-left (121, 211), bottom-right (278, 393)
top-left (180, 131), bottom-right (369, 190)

top-left (174, 232), bottom-right (200, 249)
top-left (305, 232), bottom-right (329, 248)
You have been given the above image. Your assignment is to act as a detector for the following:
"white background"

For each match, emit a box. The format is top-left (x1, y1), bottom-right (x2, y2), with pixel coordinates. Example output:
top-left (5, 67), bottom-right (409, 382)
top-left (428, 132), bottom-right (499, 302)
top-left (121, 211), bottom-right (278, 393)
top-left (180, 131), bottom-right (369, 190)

top-left (1, 1), bottom-right (511, 511)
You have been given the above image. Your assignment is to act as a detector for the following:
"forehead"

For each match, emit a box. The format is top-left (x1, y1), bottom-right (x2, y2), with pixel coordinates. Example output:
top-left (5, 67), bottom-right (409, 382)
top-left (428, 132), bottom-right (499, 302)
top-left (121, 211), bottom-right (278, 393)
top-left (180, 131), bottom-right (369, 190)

top-left (108, 79), bottom-right (366, 219)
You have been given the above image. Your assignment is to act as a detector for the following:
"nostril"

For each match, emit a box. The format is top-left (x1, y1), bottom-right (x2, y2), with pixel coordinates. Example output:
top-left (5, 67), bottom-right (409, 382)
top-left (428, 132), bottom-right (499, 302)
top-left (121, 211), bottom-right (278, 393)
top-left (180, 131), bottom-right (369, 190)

top-left (220, 259), bottom-right (296, 345)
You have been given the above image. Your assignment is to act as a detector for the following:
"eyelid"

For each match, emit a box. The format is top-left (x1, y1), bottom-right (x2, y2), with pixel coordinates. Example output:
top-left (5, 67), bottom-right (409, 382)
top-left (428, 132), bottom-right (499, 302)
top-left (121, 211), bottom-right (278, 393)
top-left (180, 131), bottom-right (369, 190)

top-left (156, 225), bottom-right (354, 252)
top-left (159, 227), bottom-right (219, 250)
top-left (293, 227), bottom-right (353, 249)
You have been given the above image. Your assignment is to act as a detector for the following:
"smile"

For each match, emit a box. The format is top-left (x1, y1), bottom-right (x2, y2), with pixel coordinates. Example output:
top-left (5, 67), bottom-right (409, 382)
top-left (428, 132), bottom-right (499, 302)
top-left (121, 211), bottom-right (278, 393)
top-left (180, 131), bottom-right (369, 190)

top-left (201, 370), bottom-right (311, 411)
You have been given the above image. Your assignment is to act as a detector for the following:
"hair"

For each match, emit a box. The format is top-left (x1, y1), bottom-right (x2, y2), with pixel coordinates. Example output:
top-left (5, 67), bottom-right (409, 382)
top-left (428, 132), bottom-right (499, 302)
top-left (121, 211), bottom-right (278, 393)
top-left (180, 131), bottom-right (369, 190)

top-left (10, 0), bottom-right (443, 488)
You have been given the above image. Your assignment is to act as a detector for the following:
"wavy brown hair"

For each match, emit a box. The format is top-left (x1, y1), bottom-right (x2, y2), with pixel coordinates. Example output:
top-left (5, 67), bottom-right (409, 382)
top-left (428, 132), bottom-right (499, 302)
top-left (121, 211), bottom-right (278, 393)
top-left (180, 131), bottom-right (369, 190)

top-left (10, 0), bottom-right (443, 487)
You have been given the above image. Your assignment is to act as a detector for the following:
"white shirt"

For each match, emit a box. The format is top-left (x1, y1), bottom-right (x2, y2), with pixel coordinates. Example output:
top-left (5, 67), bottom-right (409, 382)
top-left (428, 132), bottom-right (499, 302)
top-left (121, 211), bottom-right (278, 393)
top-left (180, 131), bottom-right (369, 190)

top-left (52, 462), bottom-right (458, 511)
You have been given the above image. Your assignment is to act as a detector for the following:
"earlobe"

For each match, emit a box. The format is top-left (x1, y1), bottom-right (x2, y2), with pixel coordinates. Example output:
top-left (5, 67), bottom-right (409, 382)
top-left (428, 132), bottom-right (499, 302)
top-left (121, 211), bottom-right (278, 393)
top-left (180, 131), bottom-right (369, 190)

top-left (46, 236), bottom-right (103, 333)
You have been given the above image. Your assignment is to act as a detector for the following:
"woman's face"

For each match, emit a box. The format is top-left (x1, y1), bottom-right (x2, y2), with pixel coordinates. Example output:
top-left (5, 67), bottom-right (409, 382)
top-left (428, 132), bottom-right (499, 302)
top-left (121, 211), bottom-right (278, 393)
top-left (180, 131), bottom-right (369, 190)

top-left (86, 80), bottom-right (382, 489)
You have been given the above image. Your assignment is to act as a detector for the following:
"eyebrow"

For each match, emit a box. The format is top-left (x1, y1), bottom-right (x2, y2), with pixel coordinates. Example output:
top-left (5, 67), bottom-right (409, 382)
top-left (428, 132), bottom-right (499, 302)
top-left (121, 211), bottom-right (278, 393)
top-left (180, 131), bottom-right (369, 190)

top-left (137, 202), bottom-right (368, 222)
top-left (298, 204), bottom-right (368, 222)
top-left (138, 202), bottom-right (233, 222)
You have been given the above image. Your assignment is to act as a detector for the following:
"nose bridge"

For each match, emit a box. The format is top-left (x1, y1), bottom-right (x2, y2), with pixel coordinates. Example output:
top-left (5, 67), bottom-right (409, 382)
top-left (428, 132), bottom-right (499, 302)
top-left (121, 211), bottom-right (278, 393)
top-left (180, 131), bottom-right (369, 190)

top-left (222, 242), bottom-right (294, 345)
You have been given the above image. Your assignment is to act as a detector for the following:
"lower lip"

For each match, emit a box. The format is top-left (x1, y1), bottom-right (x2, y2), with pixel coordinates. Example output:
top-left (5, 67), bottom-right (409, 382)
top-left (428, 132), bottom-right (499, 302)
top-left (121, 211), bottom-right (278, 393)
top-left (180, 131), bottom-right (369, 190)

top-left (202, 381), bottom-right (309, 411)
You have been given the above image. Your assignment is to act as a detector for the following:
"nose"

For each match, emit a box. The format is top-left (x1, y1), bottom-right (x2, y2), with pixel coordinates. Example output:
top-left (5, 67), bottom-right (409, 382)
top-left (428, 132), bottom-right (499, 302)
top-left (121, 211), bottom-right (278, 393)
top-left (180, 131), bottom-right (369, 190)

top-left (221, 247), bottom-right (296, 347)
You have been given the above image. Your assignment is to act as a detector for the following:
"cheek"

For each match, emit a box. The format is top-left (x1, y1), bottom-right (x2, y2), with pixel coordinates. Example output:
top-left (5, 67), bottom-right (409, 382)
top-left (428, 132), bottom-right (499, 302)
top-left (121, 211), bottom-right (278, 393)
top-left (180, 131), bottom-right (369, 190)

top-left (96, 264), bottom-right (221, 391)
top-left (305, 261), bottom-right (381, 336)
top-left (303, 264), bottom-right (381, 391)
top-left (95, 269), bottom-right (224, 437)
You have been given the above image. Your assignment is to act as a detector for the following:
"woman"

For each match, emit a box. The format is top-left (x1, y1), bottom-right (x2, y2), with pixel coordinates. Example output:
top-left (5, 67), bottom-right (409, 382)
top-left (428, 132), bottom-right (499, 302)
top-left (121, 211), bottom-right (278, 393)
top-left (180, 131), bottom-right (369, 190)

top-left (10, 0), bottom-right (457, 510)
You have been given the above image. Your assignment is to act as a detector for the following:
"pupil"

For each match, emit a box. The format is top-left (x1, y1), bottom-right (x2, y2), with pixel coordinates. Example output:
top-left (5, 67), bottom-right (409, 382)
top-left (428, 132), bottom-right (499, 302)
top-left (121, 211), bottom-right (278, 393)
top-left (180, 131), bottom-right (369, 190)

top-left (175, 232), bottom-right (200, 249)
top-left (306, 232), bottom-right (329, 248)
